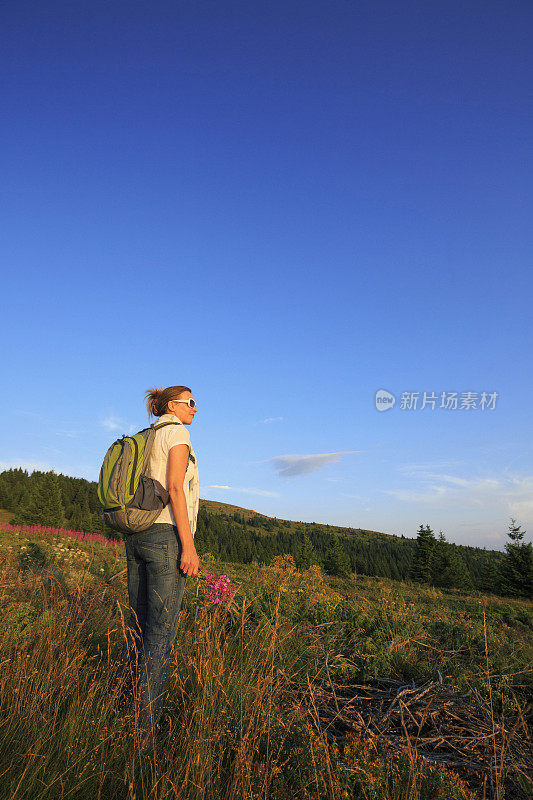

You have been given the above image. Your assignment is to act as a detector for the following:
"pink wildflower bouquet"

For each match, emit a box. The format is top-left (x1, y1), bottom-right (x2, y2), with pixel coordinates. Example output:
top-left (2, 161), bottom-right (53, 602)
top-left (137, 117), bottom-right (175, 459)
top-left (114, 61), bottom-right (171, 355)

top-left (202, 571), bottom-right (238, 613)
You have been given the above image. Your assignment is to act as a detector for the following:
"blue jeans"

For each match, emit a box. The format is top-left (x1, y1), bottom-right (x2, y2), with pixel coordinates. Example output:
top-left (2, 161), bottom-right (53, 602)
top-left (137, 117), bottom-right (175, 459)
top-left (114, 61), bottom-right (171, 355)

top-left (111, 523), bottom-right (187, 739)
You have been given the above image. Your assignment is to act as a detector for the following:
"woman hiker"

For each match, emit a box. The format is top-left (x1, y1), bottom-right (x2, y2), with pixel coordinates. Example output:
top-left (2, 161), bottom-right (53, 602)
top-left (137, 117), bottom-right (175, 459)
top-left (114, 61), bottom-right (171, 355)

top-left (112, 384), bottom-right (200, 746)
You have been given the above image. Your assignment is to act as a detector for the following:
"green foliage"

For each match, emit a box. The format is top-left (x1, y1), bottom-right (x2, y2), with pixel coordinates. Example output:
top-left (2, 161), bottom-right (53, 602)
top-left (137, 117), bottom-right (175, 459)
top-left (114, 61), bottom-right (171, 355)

top-left (0, 468), bottom-right (504, 593)
top-left (294, 534), bottom-right (317, 569)
top-left (410, 524), bottom-right (436, 583)
top-left (431, 532), bottom-right (473, 591)
top-left (3, 601), bottom-right (40, 641)
top-left (0, 468), bottom-right (119, 539)
top-left (0, 524), bottom-right (531, 799)
top-left (339, 732), bottom-right (477, 799)
top-left (14, 471), bottom-right (65, 528)
top-left (478, 548), bottom-right (501, 594)
top-left (324, 536), bottom-right (352, 576)
top-left (499, 518), bottom-right (533, 598)
top-left (17, 541), bottom-right (48, 573)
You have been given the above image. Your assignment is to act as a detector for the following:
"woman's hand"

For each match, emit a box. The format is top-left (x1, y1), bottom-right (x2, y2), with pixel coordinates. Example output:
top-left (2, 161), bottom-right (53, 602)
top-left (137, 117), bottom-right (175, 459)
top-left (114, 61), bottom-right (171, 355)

top-left (181, 545), bottom-right (200, 577)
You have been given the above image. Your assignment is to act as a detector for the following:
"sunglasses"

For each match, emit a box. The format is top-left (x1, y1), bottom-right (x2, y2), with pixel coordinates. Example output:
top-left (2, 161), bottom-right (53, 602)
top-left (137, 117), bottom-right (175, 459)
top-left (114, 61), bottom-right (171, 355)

top-left (172, 398), bottom-right (196, 409)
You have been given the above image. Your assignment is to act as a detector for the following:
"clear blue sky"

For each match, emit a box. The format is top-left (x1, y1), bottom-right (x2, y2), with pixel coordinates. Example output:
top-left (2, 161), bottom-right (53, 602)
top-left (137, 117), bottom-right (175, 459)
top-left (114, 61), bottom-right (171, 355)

top-left (2, 1), bottom-right (532, 550)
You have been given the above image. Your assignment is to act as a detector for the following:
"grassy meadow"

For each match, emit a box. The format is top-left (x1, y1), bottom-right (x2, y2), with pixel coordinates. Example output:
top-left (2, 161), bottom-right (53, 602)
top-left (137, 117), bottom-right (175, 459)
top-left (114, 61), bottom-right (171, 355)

top-left (0, 521), bottom-right (531, 800)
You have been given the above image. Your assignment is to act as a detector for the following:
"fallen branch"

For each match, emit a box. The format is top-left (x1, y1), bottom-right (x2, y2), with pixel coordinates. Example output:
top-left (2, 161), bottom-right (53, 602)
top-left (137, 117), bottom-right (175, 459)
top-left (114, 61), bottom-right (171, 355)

top-left (288, 673), bottom-right (532, 800)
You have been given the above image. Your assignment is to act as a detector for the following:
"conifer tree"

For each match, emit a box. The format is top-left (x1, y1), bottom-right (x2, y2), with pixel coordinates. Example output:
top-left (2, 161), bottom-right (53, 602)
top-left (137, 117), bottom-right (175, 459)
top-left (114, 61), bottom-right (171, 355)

top-left (410, 524), bottom-right (436, 583)
top-left (499, 519), bottom-right (533, 598)
top-left (294, 534), bottom-right (317, 570)
top-left (443, 544), bottom-right (473, 591)
top-left (69, 504), bottom-right (85, 531)
top-left (430, 530), bottom-right (449, 585)
top-left (478, 549), bottom-right (500, 594)
top-left (14, 487), bottom-right (31, 521)
top-left (431, 531), bottom-right (473, 590)
top-left (92, 511), bottom-right (108, 534)
top-left (324, 536), bottom-right (351, 576)
top-left (15, 471), bottom-right (65, 528)
top-left (76, 487), bottom-right (92, 531)
top-left (0, 481), bottom-right (14, 511)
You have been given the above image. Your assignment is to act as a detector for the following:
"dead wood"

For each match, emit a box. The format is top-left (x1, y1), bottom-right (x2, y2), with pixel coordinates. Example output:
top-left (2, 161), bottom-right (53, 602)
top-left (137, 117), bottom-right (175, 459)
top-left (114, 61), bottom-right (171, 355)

top-left (287, 673), bottom-right (532, 800)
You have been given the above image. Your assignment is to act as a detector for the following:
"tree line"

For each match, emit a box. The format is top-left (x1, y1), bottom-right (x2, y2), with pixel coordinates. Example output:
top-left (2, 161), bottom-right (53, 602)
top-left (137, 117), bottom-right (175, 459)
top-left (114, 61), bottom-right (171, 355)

top-left (411, 522), bottom-right (532, 598)
top-left (1, 468), bottom-right (530, 597)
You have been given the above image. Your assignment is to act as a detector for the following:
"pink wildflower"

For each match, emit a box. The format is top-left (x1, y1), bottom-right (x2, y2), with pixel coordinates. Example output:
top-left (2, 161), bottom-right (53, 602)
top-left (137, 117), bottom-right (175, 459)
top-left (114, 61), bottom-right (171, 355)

top-left (204, 571), bottom-right (234, 606)
top-left (0, 521), bottom-right (122, 548)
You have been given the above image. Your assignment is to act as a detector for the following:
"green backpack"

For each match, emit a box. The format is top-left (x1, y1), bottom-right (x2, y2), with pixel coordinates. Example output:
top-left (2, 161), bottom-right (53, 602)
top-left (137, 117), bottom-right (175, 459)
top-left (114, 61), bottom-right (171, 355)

top-left (97, 421), bottom-right (191, 535)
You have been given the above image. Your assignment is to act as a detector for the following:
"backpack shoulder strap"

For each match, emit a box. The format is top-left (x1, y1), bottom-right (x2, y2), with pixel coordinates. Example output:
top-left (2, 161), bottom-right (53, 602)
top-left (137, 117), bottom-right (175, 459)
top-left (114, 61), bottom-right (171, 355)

top-left (152, 421), bottom-right (183, 431)
top-left (151, 420), bottom-right (192, 465)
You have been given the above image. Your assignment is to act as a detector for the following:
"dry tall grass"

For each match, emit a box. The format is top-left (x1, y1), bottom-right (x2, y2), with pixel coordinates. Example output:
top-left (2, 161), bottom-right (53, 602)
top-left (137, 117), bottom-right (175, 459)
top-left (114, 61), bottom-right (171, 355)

top-left (1, 566), bottom-right (308, 799)
top-left (0, 527), bottom-right (529, 799)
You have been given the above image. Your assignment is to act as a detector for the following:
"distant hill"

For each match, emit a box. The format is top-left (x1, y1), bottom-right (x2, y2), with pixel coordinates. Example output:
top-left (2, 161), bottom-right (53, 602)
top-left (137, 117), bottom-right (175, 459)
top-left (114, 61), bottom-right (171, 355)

top-left (200, 497), bottom-right (388, 537)
top-left (0, 467), bottom-right (505, 592)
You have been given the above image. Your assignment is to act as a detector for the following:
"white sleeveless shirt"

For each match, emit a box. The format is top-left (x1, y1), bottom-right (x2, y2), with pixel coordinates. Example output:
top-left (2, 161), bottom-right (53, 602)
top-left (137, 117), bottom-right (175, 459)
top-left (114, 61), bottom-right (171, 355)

top-left (149, 413), bottom-right (199, 537)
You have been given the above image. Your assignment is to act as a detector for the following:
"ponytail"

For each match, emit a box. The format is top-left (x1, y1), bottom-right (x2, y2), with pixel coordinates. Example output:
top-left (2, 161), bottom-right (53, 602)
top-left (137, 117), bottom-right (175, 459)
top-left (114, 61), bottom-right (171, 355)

top-left (145, 385), bottom-right (192, 418)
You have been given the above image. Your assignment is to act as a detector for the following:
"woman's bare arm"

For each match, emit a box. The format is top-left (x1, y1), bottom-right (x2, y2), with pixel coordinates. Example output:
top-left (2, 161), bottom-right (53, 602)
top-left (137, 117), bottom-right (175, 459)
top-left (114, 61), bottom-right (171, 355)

top-left (167, 444), bottom-right (200, 577)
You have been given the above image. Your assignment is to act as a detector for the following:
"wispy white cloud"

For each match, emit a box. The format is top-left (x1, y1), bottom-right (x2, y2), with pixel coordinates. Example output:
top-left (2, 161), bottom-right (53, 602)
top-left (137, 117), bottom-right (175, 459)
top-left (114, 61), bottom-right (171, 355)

top-left (100, 416), bottom-right (135, 434)
top-left (261, 417), bottom-right (284, 424)
top-left (205, 484), bottom-right (279, 498)
top-left (397, 461), bottom-right (465, 475)
top-left (384, 468), bottom-right (533, 533)
top-left (384, 484), bottom-right (450, 504)
top-left (270, 451), bottom-right (361, 478)
top-left (101, 416), bottom-right (125, 431)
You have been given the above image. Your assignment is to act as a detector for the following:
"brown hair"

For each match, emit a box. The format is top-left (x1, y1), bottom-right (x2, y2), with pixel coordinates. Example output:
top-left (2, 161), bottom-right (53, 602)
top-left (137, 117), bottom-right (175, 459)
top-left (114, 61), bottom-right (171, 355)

top-left (145, 385), bottom-right (192, 418)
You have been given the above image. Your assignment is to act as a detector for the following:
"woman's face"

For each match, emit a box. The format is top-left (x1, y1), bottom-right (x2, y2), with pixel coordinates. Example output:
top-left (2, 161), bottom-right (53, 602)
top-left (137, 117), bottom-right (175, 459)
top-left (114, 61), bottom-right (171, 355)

top-left (168, 390), bottom-right (197, 425)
